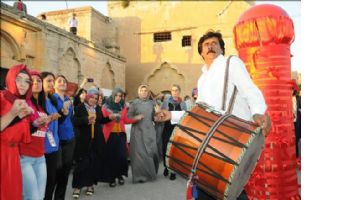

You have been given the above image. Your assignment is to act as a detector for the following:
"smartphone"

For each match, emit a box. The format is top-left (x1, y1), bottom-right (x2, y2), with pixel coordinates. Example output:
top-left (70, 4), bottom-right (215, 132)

top-left (87, 78), bottom-right (94, 82)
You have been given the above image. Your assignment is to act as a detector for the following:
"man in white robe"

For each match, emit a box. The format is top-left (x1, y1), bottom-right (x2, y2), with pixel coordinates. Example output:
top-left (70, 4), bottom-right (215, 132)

top-left (157, 31), bottom-right (271, 200)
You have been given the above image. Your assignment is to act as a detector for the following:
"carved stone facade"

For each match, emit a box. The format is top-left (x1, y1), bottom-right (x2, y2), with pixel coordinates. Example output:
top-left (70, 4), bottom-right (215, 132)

top-left (39, 6), bottom-right (119, 55)
top-left (1, 2), bottom-right (258, 98)
top-left (107, 1), bottom-right (253, 99)
top-left (146, 62), bottom-right (185, 95)
top-left (0, 3), bottom-right (125, 91)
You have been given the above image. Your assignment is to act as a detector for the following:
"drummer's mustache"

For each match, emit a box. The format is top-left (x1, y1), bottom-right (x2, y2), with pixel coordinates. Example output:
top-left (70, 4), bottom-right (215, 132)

top-left (207, 49), bottom-right (216, 54)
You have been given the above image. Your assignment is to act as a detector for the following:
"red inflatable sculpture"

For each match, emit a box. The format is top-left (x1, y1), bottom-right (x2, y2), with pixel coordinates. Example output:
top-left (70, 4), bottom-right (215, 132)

top-left (234, 4), bottom-right (300, 200)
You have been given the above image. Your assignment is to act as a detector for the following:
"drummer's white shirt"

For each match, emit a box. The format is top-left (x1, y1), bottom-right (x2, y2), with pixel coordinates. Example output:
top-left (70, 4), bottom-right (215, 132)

top-left (171, 55), bottom-right (267, 124)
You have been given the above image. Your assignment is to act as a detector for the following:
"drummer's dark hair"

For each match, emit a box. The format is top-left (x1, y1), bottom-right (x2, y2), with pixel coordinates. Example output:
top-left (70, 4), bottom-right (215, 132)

top-left (198, 31), bottom-right (225, 56)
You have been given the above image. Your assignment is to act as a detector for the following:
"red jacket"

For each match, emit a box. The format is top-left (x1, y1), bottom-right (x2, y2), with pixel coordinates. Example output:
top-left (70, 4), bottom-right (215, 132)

top-left (0, 64), bottom-right (32, 200)
top-left (19, 106), bottom-right (46, 157)
top-left (101, 106), bottom-right (137, 142)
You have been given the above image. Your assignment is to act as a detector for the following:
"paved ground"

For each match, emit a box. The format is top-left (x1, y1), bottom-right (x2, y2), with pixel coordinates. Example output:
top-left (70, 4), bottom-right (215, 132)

top-left (64, 163), bottom-right (301, 200)
top-left (65, 163), bottom-right (187, 200)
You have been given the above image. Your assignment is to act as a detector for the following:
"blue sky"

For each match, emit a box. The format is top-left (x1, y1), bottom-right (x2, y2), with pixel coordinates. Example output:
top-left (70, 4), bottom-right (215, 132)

top-left (2, 1), bottom-right (300, 71)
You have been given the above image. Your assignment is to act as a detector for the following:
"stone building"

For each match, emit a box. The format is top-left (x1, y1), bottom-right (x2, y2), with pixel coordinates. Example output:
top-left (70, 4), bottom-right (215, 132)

top-left (0, 2), bottom-right (125, 93)
top-left (1, 1), bottom-right (259, 99)
top-left (107, 1), bottom-right (253, 99)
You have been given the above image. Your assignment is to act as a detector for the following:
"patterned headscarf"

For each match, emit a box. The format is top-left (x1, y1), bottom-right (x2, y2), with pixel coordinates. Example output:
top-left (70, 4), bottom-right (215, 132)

top-left (85, 87), bottom-right (99, 102)
top-left (137, 84), bottom-right (149, 100)
top-left (84, 87), bottom-right (98, 113)
top-left (104, 87), bottom-right (125, 113)
top-left (192, 87), bottom-right (198, 97)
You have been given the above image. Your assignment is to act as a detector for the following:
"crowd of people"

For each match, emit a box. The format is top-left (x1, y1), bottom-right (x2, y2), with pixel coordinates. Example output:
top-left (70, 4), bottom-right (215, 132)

top-left (0, 62), bottom-right (200, 200)
top-left (1, 30), bottom-right (301, 200)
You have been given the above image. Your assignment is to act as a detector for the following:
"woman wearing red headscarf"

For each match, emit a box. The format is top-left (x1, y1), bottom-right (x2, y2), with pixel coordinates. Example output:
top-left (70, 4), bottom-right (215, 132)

top-left (0, 64), bottom-right (34, 200)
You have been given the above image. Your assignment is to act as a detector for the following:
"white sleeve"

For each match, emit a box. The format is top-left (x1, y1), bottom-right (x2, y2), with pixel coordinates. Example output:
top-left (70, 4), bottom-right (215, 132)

top-left (230, 57), bottom-right (267, 115)
top-left (170, 111), bottom-right (186, 125)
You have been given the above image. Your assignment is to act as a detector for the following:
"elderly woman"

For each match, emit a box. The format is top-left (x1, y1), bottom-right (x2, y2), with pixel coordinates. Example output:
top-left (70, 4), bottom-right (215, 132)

top-left (71, 88), bottom-right (111, 198)
top-left (100, 87), bottom-right (143, 187)
top-left (161, 84), bottom-right (187, 180)
top-left (128, 85), bottom-right (160, 183)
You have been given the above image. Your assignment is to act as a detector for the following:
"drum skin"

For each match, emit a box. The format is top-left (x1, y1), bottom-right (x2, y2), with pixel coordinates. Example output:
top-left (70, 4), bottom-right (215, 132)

top-left (166, 104), bottom-right (264, 200)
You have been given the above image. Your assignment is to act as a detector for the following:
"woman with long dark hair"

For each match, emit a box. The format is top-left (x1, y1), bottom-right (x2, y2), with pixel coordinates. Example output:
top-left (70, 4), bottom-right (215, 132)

top-left (41, 71), bottom-right (61, 200)
top-left (19, 70), bottom-right (49, 200)
top-left (73, 80), bottom-right (87, 108)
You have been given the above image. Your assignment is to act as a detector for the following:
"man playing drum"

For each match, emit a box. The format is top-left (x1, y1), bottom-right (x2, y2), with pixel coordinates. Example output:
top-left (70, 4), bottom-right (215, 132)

top-left (157, 31), bottom-right (271, 200)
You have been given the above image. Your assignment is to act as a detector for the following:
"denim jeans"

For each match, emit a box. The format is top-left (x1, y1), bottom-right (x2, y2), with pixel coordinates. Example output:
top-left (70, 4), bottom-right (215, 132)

top-left (20, 155), bottom-right (47, 200)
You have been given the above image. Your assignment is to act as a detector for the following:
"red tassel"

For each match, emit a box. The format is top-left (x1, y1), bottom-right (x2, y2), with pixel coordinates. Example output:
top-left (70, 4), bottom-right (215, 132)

top-left (186, 181), bottom-right (193, 200)
top-left (297, 157), bottom-right (301, 170)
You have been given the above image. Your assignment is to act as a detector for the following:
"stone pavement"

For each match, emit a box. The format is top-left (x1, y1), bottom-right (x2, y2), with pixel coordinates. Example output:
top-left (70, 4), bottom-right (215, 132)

top-left (64, 163), bottom-right (301, 200)
top-left (65, 163), bottom-right (187, 200)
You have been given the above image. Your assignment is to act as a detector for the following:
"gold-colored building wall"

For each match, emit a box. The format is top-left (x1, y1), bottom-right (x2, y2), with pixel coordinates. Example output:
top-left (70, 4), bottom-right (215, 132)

top-left (39, 6), bottom-right (118, 51)
top-left (1, 6), bottom-right (44, 70)
top-left (108, 1), bottom-right (253, 99)
top-left (41, 7), bottom-right (91, 41)
top-left (1, 3), bottom-right (125, 91)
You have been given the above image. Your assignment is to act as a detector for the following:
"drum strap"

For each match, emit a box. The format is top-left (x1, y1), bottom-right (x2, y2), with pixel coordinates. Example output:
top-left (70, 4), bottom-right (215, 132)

top-left (222, 55), bottom-right (238, 114)
top-left (189, 113), bottom-right (232, 177)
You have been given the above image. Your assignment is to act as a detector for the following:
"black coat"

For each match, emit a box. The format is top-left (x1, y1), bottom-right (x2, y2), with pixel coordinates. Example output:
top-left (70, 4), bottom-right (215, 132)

top-left (73, 104), bottom-right (110, 160)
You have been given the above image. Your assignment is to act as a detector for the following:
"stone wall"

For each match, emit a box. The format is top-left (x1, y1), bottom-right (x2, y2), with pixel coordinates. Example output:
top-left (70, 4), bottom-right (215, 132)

top-left (108, 1), bottom-right (253, 99)
top-left (1, 2), bottom-right (126, 91)
top-left (39, 6), bottom-right (119, 54)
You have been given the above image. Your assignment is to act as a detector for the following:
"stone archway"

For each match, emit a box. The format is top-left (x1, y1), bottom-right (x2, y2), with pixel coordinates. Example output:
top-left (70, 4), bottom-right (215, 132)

top-left (0, 30), bottom-right (23, 68)
top-left (147, 62), bottom-right (185, 94)
top-left (101, 62), bottom-right (116, 89)
top-left (58, 48), bottom-right (82, 84)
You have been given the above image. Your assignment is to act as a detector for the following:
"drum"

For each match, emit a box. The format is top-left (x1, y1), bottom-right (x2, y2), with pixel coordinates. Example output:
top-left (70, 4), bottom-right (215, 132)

top-left (166, 103), bottom-right (264, 200)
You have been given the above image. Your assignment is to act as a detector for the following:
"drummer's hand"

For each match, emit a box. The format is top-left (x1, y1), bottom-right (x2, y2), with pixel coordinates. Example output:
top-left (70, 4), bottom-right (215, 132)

top-left (134, 114), bottom-right (144, 121)
top-left (154, 110), bottom-right (171, 122)
top-left (108, 114), bottom-right (116, 120)
top-left (253, 114), bottom-right (271, 137)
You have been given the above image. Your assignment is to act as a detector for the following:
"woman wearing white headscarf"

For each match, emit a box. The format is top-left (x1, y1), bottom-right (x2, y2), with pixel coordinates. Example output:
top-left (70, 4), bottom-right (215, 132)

top-left (127, 85), bottom-right (160, 183)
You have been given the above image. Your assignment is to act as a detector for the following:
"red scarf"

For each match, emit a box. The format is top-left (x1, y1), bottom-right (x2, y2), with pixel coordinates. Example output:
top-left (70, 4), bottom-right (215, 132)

top-left (16, 2), bottom-right (24, 11)
top-left (2, 64), bottom-right (32, 103)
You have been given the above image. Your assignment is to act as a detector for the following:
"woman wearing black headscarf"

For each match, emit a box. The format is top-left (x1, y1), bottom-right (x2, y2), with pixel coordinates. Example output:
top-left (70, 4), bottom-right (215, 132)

top-left (100, 87), bottom-right (143, 187)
